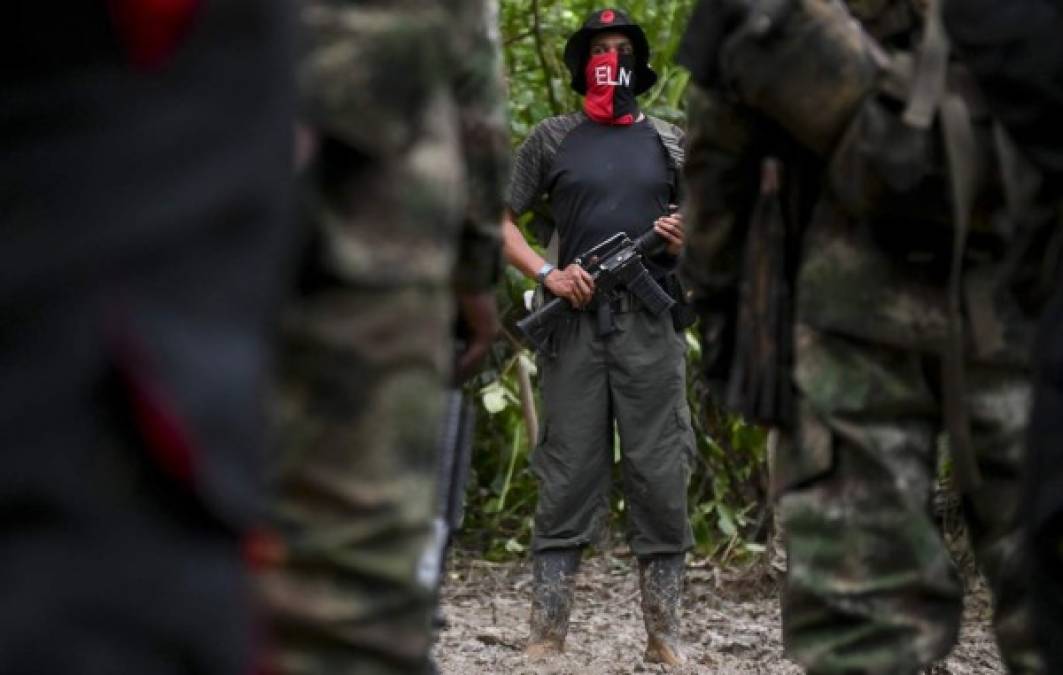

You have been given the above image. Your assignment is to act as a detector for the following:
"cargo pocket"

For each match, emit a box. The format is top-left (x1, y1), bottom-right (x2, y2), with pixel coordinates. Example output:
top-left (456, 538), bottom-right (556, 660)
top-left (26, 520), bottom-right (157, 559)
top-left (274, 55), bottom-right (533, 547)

top-left (674, 403), bottom-right (697, 470)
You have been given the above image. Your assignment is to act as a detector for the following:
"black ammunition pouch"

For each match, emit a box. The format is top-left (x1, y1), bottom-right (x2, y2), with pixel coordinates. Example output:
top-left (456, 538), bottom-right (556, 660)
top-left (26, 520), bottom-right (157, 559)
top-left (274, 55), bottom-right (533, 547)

top-left (584, 290), bottom-right (634, 340)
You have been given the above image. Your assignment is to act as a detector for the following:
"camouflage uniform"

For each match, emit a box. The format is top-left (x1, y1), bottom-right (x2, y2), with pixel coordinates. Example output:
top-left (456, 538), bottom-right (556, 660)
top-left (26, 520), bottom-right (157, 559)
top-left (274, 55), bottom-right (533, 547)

top-left (678, 1), bottom-right (1059, 673)
top-left (259, 2), bottom-right (509, 674)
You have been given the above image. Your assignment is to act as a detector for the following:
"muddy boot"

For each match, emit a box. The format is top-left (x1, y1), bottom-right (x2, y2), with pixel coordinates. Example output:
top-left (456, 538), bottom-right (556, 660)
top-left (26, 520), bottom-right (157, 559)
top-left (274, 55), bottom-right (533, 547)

top-left (525, 548), bottom-right (581, 659)
top-left (639, 553), bottom-right (686, 666)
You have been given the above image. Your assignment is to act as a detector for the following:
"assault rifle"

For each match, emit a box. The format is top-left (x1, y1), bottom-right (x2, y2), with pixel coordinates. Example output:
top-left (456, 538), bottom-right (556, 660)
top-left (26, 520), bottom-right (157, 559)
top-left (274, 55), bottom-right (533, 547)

top-left (516, 227), bottom-right (675, 352)
top-left (421, 335), bottom-right (477, 595)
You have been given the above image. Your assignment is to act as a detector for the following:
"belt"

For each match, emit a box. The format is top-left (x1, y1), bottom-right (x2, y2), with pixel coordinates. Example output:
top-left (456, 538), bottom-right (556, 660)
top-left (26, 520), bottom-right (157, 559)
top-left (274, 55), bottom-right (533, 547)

top-left (541, 289), bottom-right (640, 315)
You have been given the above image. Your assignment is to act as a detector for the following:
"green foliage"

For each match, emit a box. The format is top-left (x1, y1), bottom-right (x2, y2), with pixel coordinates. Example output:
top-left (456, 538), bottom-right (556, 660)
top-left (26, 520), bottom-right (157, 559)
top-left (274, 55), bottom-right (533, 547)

top-left (683, 333), bottom-right (771, 562)
top-left (459, 0), bottom-right (772, 564)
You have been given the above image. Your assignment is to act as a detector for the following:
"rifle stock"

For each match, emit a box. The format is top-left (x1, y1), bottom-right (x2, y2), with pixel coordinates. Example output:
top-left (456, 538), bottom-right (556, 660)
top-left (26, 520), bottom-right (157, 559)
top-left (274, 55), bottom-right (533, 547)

top-left (515, 296), bottom-right (570, 353)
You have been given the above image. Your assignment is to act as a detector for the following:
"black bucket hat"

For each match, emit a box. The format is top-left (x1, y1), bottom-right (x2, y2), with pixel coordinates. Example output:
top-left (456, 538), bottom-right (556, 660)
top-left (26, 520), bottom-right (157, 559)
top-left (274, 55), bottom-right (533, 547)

top-left (563, 8), bottom-right (658, 96)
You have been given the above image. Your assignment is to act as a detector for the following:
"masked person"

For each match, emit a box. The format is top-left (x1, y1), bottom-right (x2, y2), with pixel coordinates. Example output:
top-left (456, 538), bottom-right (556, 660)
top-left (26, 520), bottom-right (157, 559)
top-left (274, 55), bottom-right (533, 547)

top-left (677, 0), bottom-right (1058, 673)
top-left (502, 8), bottom-right (695, 666)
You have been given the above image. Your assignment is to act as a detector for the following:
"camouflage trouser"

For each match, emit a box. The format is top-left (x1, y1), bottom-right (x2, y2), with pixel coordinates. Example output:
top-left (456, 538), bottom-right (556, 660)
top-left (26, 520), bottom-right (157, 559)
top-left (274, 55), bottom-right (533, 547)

top-left (777, 324), bottom-right (1044, 675)
top-left (259, 27), bottom-right (469, 669)
top-left (259, 287), bottom-right (452, 675)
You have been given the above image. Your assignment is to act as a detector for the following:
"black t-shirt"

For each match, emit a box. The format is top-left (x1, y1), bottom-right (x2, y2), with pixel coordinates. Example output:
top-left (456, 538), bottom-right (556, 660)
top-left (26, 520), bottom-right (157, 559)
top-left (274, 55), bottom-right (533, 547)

top-left (507, 113), bottom-right (683, 269)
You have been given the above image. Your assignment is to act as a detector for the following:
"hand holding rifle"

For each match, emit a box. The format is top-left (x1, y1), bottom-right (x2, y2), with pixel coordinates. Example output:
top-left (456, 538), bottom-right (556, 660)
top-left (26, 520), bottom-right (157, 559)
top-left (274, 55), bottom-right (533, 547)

top-left (543, 263), bottom-right (596, 308)
top-left (653, 205), bottom-right (685, 255)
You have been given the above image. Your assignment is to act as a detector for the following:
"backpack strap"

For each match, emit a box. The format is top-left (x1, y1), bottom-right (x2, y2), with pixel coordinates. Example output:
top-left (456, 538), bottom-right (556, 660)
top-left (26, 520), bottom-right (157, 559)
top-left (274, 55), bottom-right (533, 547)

top-left (648, 115), bottom-right (686, 204)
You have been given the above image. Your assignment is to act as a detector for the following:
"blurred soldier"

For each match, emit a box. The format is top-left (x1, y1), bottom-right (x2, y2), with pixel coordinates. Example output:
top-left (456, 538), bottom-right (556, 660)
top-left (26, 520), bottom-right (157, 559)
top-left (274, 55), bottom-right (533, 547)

top-left (677, 1), bottom-right (1059, 673)
top-left (0, 3), bottom-right (294, 674)
top-left (258, 1), bottom-right (510, 674)
top-left (943, 1), bottom-right (1063, 669)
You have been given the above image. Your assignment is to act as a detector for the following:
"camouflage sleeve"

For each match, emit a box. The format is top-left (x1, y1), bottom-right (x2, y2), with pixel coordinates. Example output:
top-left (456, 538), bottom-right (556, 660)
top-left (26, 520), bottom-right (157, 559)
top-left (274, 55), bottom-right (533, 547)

top-left (506, 123), bottom-right (551, 217)
top-left (680, 84), bottom-right (763, 387)
top-left (505, 113), bottom-right (585, 222)
top-left (657, 119), bottom-right (686, 172)
top-left (297, 0), bottom-right (450, 158)
top-left (450, 0), bottom-right (511, 292)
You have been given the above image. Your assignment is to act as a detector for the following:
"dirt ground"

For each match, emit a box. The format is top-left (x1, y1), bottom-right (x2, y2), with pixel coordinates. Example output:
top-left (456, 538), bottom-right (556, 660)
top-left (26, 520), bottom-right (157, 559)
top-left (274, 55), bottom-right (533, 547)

top-left (433, 553), bottom-right (1004, 675)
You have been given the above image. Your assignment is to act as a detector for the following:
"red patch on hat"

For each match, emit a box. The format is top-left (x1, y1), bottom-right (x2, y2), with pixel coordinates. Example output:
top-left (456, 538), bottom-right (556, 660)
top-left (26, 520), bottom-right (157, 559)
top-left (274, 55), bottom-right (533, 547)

top-left (600, 9), bottom-right (616, 24)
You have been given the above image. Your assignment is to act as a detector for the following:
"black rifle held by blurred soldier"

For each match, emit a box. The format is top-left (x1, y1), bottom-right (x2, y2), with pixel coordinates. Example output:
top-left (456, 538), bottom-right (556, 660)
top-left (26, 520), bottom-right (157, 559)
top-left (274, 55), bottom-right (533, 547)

top-left (423, 384), bottom-right (474, 603)
top-left (427, 380), bottom-right (476, 587)
top-left (422, 318), bottom-right (483, 607)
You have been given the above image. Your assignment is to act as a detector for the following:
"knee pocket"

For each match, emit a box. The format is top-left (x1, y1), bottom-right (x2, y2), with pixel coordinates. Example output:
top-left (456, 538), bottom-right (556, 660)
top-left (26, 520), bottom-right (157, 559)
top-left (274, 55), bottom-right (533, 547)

top-left (673, 403), bottom-right (696, 468)
top-left (530, 422), bottom-right (549, 477)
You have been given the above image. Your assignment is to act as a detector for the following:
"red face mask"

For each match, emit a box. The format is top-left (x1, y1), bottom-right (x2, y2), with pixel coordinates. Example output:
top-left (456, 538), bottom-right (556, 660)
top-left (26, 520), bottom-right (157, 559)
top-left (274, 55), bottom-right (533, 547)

top-left (583, 51), bottom-right (638, 126)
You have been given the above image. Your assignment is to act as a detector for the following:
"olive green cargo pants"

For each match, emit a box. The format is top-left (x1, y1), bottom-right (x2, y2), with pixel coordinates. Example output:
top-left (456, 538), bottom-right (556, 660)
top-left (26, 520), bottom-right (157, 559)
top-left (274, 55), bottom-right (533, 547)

top-left (532, 304), bottom-right (695, 557)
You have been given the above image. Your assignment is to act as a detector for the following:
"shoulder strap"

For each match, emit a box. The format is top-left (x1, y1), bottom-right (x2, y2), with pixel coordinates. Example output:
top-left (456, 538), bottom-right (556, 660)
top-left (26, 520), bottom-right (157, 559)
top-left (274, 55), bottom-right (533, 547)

top-left (648, 116), bottom-right (686, 204)
top-left (648, 116), bottom-right (685, 168)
